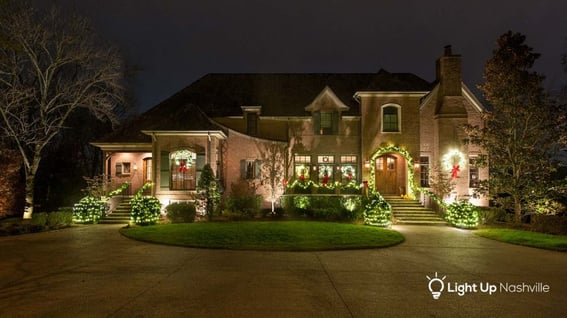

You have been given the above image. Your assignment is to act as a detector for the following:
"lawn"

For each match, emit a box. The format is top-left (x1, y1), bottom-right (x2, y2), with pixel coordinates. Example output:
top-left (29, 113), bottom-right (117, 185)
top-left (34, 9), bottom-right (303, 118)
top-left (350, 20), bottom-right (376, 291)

top-left (475, 228), bottom-right (567, 252)
top-left (119, 221), bottom-right (405, 251)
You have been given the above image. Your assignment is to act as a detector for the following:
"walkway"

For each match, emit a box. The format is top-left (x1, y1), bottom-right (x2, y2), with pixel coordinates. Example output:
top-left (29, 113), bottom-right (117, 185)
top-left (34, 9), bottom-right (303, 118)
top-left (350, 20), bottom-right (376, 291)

top-left (0, 225), bottom-right (565, 317)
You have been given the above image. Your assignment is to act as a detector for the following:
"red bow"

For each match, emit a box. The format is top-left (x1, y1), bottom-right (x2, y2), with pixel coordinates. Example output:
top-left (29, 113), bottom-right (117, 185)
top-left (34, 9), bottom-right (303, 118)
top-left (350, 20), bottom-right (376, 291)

top-left (451, 165), bottom-right (460, 179)
top-left (179, 162), bottom-right (188, 173)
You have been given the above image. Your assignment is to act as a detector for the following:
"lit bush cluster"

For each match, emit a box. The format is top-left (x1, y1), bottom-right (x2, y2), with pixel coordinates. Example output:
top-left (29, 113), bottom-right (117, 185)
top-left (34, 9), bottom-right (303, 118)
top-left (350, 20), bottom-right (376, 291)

top-left (445, 200), bottom-right (480, 229)
top-left (130, 182), bottom-right (161, 225)
top-left (363, 193), bottom-right (391, 227)
top-left (72, 196), bottom-right (106, 224)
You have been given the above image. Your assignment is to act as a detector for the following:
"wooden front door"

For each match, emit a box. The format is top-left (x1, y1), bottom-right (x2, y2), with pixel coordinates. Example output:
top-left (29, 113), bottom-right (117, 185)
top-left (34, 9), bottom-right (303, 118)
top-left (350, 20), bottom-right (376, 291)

top-left (375, 155), bottom-right (397, 194)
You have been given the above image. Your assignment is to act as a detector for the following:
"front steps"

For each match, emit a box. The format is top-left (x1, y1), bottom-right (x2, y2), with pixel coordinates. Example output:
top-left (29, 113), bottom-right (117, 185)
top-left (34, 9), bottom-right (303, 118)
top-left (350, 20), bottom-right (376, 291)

top-left (99, 199), bottom-right (132, 225)
top-left (383, 196), bottom-right (446, 225)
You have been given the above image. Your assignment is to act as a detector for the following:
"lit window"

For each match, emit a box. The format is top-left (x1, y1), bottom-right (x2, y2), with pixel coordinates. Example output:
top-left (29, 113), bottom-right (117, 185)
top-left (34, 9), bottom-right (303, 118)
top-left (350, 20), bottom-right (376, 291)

top-left (170, 150), bottom-right (197, 190)
top-left (294, 155), bottom-right (311, 181)
top-left (340, 155), bottom-right (357, 183)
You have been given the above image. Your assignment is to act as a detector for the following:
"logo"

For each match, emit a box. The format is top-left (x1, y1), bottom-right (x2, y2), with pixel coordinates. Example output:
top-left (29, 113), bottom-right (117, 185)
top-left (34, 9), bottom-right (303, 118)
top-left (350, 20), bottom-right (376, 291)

top-left (426, 272), bottom-right (550, 299)
top-left (426, 272), bottom-right (446, 299)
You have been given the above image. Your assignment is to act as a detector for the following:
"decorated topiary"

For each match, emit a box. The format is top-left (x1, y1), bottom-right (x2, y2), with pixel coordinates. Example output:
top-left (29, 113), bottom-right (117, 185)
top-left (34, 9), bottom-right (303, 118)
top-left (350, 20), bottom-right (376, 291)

top-left (363, 193), bottom-right (391, 227)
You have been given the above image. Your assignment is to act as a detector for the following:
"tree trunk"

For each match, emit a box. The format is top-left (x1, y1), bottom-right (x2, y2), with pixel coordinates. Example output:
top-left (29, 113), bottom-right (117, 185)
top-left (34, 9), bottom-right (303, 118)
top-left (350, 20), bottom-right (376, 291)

top-left (22, 154), bottom-right (41, 219)
top-left (513, 196), bottom-right (522, 223)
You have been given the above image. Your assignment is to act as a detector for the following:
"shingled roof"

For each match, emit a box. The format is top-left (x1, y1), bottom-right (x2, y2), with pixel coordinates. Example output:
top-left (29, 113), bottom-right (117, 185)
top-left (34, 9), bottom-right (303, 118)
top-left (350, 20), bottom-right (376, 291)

top-left (95, 71), bottom-right (432, 143)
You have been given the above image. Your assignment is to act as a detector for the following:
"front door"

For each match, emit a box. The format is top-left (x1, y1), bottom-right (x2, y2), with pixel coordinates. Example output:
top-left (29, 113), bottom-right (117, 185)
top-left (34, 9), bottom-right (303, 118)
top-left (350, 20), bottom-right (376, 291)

top-left (375, 155), bottom-right (397, 194)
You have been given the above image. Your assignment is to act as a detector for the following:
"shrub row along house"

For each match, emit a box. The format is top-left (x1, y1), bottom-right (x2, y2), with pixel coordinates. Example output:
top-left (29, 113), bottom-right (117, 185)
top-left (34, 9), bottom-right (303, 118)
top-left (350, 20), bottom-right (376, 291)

top-left (92, 46), bottom-right (488, 211)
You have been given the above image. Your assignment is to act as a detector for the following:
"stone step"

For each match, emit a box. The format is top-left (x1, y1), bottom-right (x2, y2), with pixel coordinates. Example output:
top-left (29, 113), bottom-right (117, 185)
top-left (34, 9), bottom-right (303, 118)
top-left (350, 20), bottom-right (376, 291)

top-left (99, 200), bottom-right (132, 224)
top-left (384, 196), bottom-right (446, 226)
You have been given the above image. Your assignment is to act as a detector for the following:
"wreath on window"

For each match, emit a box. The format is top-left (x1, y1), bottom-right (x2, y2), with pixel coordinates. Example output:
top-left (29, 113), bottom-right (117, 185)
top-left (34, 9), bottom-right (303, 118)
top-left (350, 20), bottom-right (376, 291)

top-left (442, 150), bottom-right (466, 179)
top-left (319, 165), bottom-right (332, 185)
top-left (341, 165), bottom-right (355, 180)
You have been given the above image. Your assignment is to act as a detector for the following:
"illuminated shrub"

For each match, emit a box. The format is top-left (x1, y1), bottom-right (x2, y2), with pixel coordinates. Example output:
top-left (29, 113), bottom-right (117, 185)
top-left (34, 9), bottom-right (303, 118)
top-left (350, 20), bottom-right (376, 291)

top-left (281, 195), bottom-right (363, 221)
top-left (445, 200), bottom-right (479, 229)
top-left (72, 196), bottom-right (105, 224)
top-left (363, 193), bottom-right (391, 227)
top-left (131, 197), bottom-right (161, 225)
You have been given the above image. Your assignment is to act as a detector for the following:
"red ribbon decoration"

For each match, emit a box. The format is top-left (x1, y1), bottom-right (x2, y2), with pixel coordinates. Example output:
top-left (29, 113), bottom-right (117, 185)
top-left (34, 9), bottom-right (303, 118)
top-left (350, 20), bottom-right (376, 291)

top-left (178, 161), bottom-right (188, 173)
top-left (451, 165), bottom-right (460, 179)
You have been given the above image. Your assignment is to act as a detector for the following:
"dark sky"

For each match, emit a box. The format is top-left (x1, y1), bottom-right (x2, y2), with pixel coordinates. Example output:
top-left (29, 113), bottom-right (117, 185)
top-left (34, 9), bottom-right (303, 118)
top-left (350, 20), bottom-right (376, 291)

top-left (46, 0), bottom-right (567, 112)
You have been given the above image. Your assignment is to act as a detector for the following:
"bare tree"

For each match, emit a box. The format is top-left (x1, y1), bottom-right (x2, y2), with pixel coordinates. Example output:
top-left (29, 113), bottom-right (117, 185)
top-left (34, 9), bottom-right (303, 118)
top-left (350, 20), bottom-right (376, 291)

top-left (0, 1), bottom-right (125, 218)
top-left (257, 141), bottom-right (287, 213)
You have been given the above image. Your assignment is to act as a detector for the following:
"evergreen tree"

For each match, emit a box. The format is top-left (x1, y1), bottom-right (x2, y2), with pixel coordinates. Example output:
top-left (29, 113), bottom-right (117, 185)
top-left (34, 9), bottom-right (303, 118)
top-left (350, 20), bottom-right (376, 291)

top-left (197, 164), bottom-right (220, 221)
top-left (465, 31), bottom-right (564, 221)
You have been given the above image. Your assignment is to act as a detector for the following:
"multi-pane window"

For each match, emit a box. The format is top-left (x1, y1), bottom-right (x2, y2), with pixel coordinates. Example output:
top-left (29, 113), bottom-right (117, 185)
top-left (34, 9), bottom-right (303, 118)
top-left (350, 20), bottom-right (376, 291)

top-left (382, 106), bottom-right (400, 132)
top-left (314, 111), bottom-right (339, 135)
top-left (469, 158), bottom-right (480, 188)
top-left (240, 159), bottom-right (262, 180)
top-left (420, 156), bottom-right (430, 187)
top-left (170, 150), bottom-right (197, 190)
top-left (294, 155), bottom-right (311, 181)
top-left (317, 155), bottom-right (334, 184)
top-left (115, 162), bottom-right (131, 176)
top-left (340, 155), bottom-right (357, 183)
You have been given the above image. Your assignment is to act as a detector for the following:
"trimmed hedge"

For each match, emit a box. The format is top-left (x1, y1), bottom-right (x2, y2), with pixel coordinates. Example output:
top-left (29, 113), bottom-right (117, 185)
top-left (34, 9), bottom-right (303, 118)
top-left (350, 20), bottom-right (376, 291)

top-left (166, 202), bottom-right (197, 223)
top-left (281, 194), bottom-right (364, 222)
top-left (531, 214), bottom-right (567, 235)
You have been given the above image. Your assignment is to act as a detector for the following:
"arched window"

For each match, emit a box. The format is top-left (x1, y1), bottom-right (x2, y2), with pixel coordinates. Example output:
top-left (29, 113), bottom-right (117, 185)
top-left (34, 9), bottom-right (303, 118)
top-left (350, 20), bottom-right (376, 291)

top-left (170, 150), bottom-right (197, 190)
top-left (382, 105), bottom-right (401, 133)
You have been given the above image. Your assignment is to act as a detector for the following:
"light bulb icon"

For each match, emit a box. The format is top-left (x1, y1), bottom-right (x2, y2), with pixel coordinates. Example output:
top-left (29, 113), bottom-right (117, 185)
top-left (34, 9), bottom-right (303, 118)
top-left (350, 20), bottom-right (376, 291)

top-left (426, 272), bottom-right (446, 299)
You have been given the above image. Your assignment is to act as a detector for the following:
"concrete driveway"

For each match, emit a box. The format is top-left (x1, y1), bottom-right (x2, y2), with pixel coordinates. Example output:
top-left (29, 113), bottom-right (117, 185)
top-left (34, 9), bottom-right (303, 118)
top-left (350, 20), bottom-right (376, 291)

top-left (0, 224), bottom-right (565, 317)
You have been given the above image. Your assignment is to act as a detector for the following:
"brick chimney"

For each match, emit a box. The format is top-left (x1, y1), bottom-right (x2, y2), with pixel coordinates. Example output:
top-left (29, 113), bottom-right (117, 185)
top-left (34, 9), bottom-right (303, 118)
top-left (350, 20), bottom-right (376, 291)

top-left (436, 45), bottom-right (462, 97)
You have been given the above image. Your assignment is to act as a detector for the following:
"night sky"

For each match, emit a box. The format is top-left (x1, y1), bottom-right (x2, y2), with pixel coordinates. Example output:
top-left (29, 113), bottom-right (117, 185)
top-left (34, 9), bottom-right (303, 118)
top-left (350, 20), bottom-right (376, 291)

top-left (45, 0), bottom-right (567, 112)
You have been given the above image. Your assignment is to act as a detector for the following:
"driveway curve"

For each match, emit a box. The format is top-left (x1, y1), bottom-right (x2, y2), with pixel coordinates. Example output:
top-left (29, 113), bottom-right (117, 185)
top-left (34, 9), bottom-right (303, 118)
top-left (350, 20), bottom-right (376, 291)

top-left (0, 224), bottom-right (565, 317)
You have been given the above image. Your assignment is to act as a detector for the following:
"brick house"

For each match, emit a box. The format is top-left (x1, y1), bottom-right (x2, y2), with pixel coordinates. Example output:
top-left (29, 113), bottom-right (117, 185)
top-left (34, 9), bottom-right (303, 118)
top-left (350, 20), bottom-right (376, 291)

top-left (92, 46), bottom-right (488, 209)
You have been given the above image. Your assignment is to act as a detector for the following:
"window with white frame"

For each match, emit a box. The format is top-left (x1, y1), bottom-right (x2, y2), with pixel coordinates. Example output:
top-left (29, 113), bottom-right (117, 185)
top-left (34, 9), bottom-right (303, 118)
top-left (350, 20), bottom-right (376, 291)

top-left (340, 155), bottom-right (357, 183)
top-left (294, 155), bottom-right (311, 181)
top-left (317, 155), bottom-right (334, 184)
top-left (382, 105), bottom-right (401, 133)
top-left (115, 162), bottom-right (131, 176)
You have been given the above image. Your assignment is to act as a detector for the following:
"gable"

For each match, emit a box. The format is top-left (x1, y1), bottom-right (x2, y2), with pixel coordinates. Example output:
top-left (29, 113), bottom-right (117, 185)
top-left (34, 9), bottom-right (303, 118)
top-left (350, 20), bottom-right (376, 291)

top-left (304, 86), bottom-right (350, 113)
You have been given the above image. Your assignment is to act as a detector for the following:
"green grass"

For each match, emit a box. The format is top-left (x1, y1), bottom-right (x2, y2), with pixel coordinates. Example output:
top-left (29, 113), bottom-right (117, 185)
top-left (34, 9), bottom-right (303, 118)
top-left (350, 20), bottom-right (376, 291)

top-left (475, 228), bottom-right (567, 252)
top-left (119, 221), bottom-right (404, 251)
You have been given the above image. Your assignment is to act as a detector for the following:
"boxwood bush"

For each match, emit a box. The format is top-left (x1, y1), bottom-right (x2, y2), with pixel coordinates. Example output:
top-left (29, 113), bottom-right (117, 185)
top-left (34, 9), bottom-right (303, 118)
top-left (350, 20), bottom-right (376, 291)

top-left (131, 196), bottom-right (161, 225)
top-left (281, 194), bottom-right (364, 221)
top-left (72, 196), bottom-right (105, 224)
top-left (166, 202), bottom-right (197, 223)
top-left (445, 200), bottom-right (480, 229)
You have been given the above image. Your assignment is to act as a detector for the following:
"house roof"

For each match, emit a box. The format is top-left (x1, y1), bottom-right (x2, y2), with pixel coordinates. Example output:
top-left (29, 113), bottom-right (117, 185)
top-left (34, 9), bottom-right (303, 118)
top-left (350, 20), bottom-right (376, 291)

top-left (95, 71), bottom-right (432, 143)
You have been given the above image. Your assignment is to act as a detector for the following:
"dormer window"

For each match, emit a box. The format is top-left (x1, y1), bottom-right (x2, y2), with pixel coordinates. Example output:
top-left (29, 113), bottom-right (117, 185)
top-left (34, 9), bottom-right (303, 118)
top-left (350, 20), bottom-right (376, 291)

top-left (241, 106), bottom-right (261, 136)
top-left (305, 87), bottom-right (349, 136)
top-left (382, 104), bottom-right (401, 133)
top-left (314, 111), bottom-right (339, 135)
